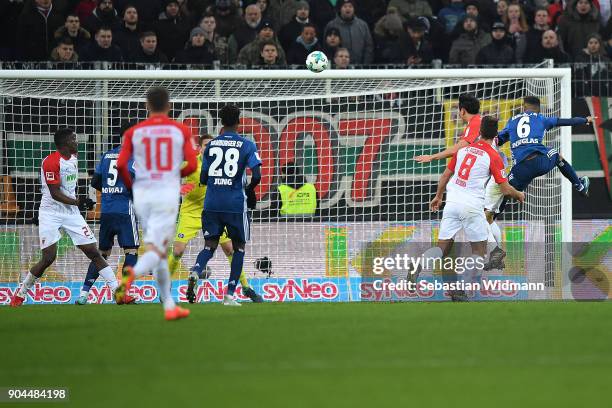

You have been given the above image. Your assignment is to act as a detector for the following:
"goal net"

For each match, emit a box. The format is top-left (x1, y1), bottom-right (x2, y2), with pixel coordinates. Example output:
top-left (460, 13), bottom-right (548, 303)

top-left (0, 68), bottom-right (571, 303)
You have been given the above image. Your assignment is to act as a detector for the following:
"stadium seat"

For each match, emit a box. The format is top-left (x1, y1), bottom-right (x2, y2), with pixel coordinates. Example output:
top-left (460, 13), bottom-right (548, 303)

top-left (0, 176), bottom-right (20, 217)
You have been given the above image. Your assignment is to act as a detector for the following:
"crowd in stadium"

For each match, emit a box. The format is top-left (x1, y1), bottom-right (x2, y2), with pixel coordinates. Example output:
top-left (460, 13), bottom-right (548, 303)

top-left (0, 0), bottom-right (610, 67)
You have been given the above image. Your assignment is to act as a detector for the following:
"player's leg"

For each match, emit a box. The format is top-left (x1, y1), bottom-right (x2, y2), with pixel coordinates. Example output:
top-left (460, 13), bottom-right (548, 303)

top-left (483, 181), bottom-right (507, 271)
top-left (555, 152), bottom-right (589, 197)
top-left (186, 211), bottom-right (222, 303)
top-left (12, 211), bottom-right (67, 306)
top-left (407, 204), bottom-right (458, 292)
top-left (77, 213), bottom-right (114, 304)
top-left (169, 214), bottom-right (200, 276)
top-left (221, 212), bottom-right (251, 306)
top-left (11, 244), bottom-right (58, 306)
top-left (219, 230), bottom-right (263, 303)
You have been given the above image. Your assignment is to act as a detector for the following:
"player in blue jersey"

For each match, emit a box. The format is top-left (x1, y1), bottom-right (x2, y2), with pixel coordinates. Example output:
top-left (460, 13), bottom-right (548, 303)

top-left (188, 104), bottom-right (262, 306)
top-left (75, 128), bottom-right (140, 305)
top-left (485, 96), bottom-right (594, 268)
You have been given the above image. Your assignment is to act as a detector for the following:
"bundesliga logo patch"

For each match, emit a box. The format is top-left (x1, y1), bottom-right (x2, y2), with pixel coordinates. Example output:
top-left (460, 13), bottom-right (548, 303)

top-left (178, 233), bottom-right (184, 238)
top-left (46, 172), bottom-right (55, 181)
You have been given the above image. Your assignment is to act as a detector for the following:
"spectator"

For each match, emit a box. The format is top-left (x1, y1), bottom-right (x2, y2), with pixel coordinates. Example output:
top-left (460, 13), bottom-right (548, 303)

top-left (0, 0), bottom-right (24, 61)
top-left (199, 14), bottom-right (230, 64)
top-left (448, 15), bottom-right (491, 65)
top-left (574, 33), bottom-right (610, 63)
top-left (263, 0), bottom-right (305, 29)
top-left (309, 0), bottom-right (336, 35)
top-left (54, 14), bottom-right (91, 53)
top-left (388, 0), bottom-right (433, 19)
top-left (476, 21), bottom-right (515, 64)
top-left (605, 18), bottom-right (612, 58)
top-left (212, 0), bottom-right (243, 38)
top-left (128, 31), bottom-right (168, 63)
top-left (114, 0), bottom-right (163, 23)
top-left (258, 40), bottom-right (282, 66)
top-left (464, 1), bottom-right (489, 32)
top-left (174, 26), bottom-right (216, 64)
top-left (277, 162), bottom-right (317, 216)
top-left (255, 0), bottom-right (278, 28)
top-left (287, 23), bottom-right (321, 64)
top-left (373, 7), bottom-right (405, 63)
top-left (502, 4), bottom-right (528, 62)
top-left (84, 0), bottom-right (119, 36)
top-left (333, 47), bottom-right (350, 68)
top-left (438, 0), bottom-right (466, 34)
top-left (17, 0), bottom-right (64, 61)
top-left (112, 5), bottom-right (142, 57)
top-left (75, 0), bottom-right (97, 23)
top-left (496, 0), bottom-right (508, 21)
top-left (557, 0), bottom-right (601, 59)
top-left (399, 17), bottom-right (433, 65)
top-left (50, 36), bottom-right (78, 62)
top-left (228, 5), bottom-right (262, 62)
top-left (524, 8), bottom-right (549, 63)
top-left (322, 27), bottom-right (342, 59)
top-left (533, 29), bottom-right (570, 63)
top-left (325, 0), bottom-right (374, 64)
top-left (81, 26), bottom-right (123, 61)
top-left (237, 20), bottom-right (287, 65)
top-left (547, 0), bottom-right (563, 29)
top-left (278, 0), bottom-right (310, 51)
top-left (155, 0), bottom-right (190, 61)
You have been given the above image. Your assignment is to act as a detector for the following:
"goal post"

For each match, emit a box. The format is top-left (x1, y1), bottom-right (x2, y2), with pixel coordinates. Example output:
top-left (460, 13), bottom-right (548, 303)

top-left (0, 68), bottom-right (572, 303)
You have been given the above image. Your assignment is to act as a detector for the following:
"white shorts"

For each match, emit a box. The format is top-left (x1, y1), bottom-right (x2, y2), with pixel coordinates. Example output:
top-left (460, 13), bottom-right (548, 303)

top-left (133, 187), bottom-right (179, 252)
top-left (38, 210), bottom-right (97, 249)
top-left (484, 180), bottom-right (504, 213)
top-left (439, 202), bottom-right (488, 242)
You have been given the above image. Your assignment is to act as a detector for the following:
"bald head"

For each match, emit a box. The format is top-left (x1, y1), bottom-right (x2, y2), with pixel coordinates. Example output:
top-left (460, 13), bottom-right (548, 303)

top-left (245, 4), bottom-right (262, 27)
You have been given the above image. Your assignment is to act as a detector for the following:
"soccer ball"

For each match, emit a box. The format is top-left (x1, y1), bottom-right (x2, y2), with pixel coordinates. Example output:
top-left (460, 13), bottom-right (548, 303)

top-left (306, 51), bottom-right (329, 73)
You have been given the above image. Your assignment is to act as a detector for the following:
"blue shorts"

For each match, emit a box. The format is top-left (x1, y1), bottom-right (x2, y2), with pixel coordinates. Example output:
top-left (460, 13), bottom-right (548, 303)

top-left (98, 213), bottom-right (140, 250)
top-left (509, 150), bottom-right (560, 191)
top-left (202, 210), bottom-right (250, 243)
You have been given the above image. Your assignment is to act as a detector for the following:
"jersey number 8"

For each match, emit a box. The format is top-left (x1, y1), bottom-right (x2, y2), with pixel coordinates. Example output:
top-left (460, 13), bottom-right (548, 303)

top-left (209, 147), bottom-right (240, 178)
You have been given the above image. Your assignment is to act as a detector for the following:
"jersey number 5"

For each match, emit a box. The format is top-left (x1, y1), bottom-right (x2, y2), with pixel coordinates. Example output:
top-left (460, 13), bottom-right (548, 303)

top-left (142, 137), bottom-right (173, 171)
top-left (457, 153), bottom-right (478, 180)
top-left (107, 159), bottom-right (118, 186)
top-left (209, 147), bottom-right (239, 177)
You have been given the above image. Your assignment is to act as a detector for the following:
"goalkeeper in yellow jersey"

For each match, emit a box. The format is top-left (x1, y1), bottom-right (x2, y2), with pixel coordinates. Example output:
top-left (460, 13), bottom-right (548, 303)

top-left (168, 134), bottom-right (263, 303)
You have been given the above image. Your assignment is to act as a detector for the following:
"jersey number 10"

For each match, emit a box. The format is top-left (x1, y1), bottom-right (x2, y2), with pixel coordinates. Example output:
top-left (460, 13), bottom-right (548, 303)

top-left (142, 137), bottom-right (173, 171)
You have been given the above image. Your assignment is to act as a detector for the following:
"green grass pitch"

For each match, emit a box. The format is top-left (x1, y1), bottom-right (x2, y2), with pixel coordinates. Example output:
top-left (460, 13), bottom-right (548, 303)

top-left (2, 301), bottom-right (611, 407)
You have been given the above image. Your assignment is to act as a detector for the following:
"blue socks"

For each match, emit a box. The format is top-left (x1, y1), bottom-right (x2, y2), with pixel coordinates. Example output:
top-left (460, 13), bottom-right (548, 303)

top-left (191, 246), bottom-right (215, 278)
top-left (124, 253), bottom-right (138, 268)
top-left (557, 159), bottom-right (582, 189)
top-left (227, 248), bottom-right (245, 296)
top-left (82, 261), bottom-right (99, 292)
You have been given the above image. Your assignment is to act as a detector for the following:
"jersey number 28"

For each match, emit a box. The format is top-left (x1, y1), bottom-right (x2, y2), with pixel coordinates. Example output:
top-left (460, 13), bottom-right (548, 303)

top-left (209, 147), bottom-right (239, 177)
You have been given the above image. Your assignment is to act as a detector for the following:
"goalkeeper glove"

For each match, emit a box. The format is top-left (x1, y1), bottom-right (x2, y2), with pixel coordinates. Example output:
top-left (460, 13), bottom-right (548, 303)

top-left (180, 183), bottom-right (195, 196)
top-left (77, 197), bottom-right (95, 211)
top-left (246, 187), bottom-right (257, 209)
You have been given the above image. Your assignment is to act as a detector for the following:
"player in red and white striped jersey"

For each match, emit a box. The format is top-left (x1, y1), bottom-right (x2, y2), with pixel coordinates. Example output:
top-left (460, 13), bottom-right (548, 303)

top-left (414, 93), bottom-right (482, 163)
top-left (10, 128), bottom-right (118, 307)
top-left (114, 87), bottom-right (198, 321)
top-left (409, 117), bottom-right (524, 301)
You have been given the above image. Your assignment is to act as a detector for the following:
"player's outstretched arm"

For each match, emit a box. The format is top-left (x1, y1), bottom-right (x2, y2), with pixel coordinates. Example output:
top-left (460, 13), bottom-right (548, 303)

top-left (415, 139), bottom-right (469, 163)
top-left (117, 133), bottom-right (133, 190)
top-left (180, 136), bottom-right (198, 177)
top-left (550, 116), bottom-right (594, 127)
top-left (430, 168), bottom-right (453, 212)
top-left (499, 182), bottom-right (525, 203)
